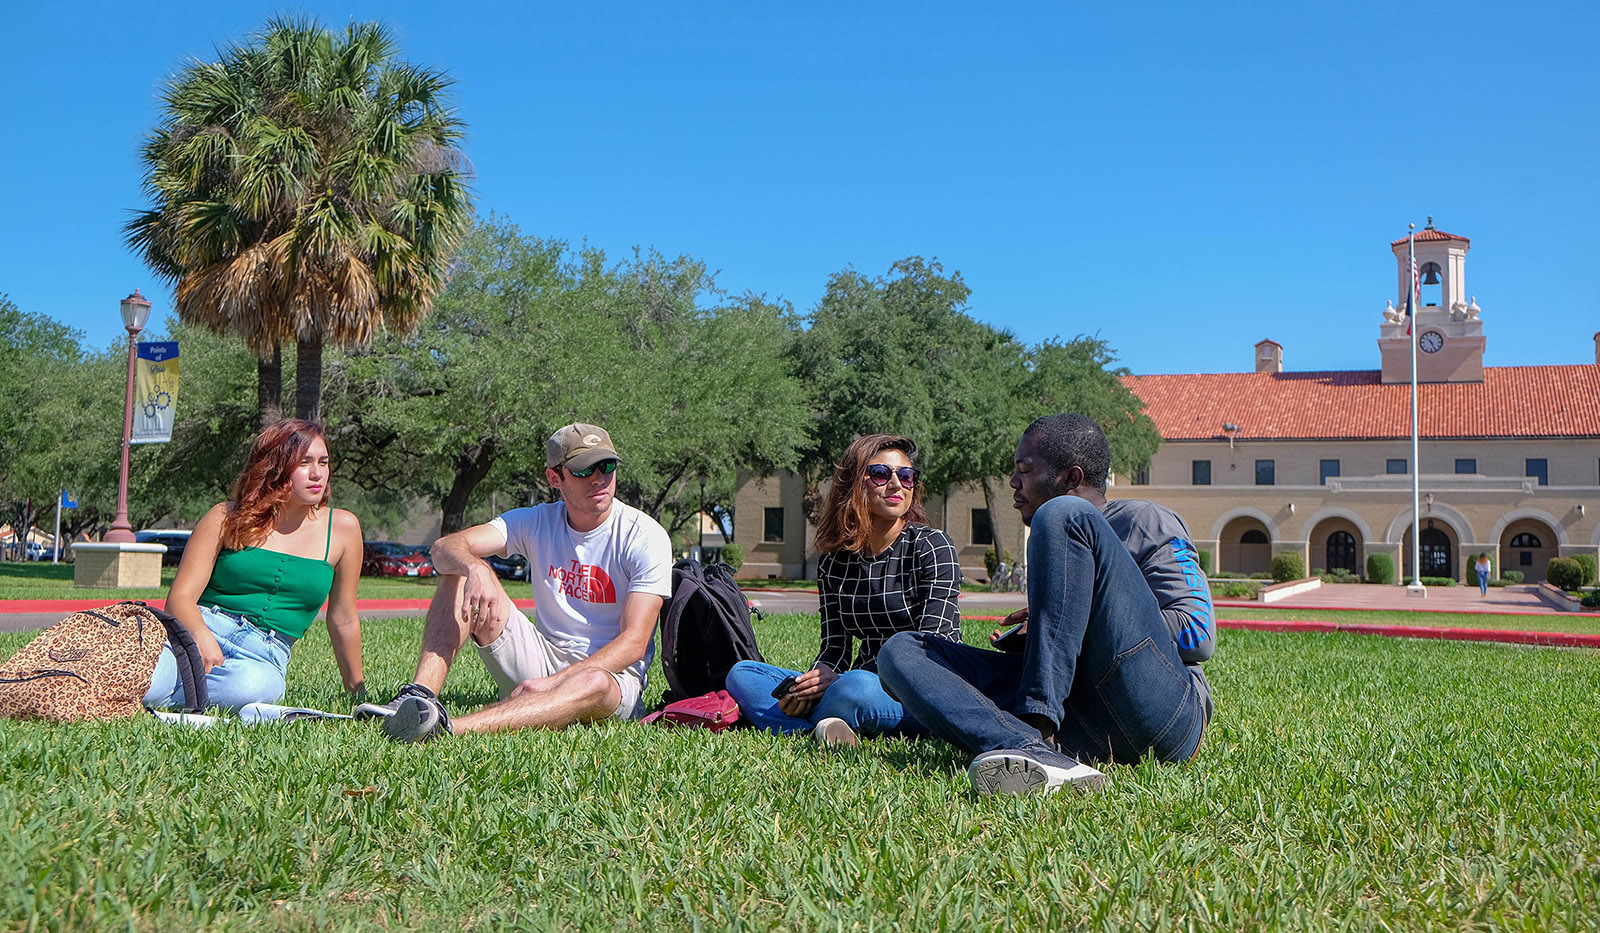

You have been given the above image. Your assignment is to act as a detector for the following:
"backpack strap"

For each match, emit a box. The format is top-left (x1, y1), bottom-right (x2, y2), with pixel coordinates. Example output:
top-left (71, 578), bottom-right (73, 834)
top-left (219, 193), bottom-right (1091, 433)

top-left (140, 602), bottom-right (208, 713)
top-left (658, 559), bottom-right (707, 702)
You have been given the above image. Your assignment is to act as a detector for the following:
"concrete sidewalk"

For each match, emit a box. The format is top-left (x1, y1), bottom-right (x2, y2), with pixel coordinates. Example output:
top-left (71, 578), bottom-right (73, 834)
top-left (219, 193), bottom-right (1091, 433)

top-left (1219, 582), bottom-right (1589, 615)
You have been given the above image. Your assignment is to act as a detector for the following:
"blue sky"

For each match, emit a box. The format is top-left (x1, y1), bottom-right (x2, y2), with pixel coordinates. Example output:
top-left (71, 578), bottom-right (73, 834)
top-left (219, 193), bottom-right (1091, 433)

top-left (5, 1), bottom-right (1596, 374)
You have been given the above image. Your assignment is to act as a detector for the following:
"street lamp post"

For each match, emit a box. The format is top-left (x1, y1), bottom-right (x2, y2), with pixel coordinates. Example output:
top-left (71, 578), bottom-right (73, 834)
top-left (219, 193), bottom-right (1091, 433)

top-left (104, 289), bottom-right (152, 544)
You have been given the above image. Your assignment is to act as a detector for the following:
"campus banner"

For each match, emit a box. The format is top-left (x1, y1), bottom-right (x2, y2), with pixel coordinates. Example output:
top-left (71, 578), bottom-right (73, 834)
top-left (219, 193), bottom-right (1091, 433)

top-left (132, 341), bottom-right (179, 444)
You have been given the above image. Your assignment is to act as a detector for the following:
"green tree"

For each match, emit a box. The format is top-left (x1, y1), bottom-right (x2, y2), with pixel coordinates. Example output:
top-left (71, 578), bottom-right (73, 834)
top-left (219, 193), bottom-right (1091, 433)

top-left (1, 294), bottom-right (89, 553)
top-left (126, 15), bottom-right (473, 427)
top-left (1024, 337), bottom-right (1161, 479)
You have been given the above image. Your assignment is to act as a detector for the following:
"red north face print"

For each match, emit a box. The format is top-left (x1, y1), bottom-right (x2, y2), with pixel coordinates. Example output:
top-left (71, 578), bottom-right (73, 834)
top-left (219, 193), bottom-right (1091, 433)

top-left (549, 561), bottom-right (618, 603)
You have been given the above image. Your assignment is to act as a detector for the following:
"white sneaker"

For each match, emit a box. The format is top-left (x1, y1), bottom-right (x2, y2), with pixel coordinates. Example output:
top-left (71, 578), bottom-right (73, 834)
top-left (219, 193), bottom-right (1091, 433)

top-left (969, 747), bottom-right (1108, 796)
top-left (813, 717), bottom-right (860, 747)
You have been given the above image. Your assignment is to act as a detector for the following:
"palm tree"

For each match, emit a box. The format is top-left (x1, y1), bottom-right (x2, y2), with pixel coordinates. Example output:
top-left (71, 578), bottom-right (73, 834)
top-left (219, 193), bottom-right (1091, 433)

top-left (126, 16), bottom-right (473, 425)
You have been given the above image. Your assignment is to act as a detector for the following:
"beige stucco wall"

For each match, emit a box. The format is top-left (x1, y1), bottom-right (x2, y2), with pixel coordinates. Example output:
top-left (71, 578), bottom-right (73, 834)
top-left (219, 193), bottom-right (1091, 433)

top-left (1111, 438), bottom-right (1600, 582)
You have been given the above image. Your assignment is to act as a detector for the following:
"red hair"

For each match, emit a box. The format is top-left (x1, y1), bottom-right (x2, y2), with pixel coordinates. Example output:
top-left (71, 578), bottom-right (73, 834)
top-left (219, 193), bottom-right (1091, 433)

top-left (220, 419), bottom-right (329, 550)
top-left (813, 434), bottom-right (926, 555)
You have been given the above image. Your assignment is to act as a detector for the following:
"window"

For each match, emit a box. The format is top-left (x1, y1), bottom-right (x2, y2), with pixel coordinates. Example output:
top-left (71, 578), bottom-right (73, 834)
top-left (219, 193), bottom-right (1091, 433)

top-left (1386, 458), bottom-right (1407, 475)
top-left (1509, 533), bottom-right (1541, 548)
top-left (1326, 531), bottom-right (1357, 573)
top-left (1255, 460), bottom-right (1275, 485)
top-left (1320, 459), bottom-right (1340, 485)
top-left (1455, 458), bottom-right (1476, 474)
top-left (762, 507), bottom-right (784, 543)
top-left (1192, 460), bottom-right (1211, 485)
top-left (1131, 467), bottom-right (1150, 486)
top-left (1526, 458), bottom-right (1548, 486)
top-left (1240, 530), bottom-right (1269, 544)
top-left (971, 508), bottom-right (993, 546)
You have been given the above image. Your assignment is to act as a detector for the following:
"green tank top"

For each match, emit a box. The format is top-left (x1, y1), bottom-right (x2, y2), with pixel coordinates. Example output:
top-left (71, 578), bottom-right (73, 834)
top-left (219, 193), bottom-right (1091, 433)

top-left (198, 516), bottom-right (335, 640)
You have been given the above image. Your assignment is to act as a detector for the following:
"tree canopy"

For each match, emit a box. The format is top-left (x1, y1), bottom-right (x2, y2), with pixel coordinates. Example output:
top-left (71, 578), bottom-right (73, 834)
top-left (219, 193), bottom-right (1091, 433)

top-left (126, 15), bottom-right (473, 427)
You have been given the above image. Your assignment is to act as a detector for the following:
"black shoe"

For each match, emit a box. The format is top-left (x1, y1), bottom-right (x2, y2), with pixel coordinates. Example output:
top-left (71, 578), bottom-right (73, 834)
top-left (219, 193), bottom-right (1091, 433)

top-left (353, 683), bottom-right (437, 721)
top-left (969, 747), bottom-right (1109, 796)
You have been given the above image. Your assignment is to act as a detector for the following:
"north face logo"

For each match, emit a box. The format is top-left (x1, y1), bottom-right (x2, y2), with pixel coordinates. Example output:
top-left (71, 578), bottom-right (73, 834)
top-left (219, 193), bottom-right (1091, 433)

top-left (549, 561), bottom-right (617, 603)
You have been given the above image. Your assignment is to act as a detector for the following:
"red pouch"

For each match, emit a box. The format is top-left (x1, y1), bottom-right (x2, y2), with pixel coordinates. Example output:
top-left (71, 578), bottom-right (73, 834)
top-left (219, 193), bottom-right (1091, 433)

top-left (641, 689), bottom-right (741, 732)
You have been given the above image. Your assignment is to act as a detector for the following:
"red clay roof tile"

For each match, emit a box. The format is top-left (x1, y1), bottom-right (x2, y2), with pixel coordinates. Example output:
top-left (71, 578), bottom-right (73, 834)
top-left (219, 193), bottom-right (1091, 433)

top-left (1391, 228), bottom-right (1470, 246)
top-left (1123, 365), bottom-right (1600, 440)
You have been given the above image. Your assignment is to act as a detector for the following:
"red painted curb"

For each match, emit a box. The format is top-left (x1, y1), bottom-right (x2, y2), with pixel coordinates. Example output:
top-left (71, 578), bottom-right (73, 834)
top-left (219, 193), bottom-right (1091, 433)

top-left (1220, 618), bottom-right (1600, 648)
top-left (1213, 598), bottom-right (1600, 618)
top-left (0, 597), bottom-right (542, 614)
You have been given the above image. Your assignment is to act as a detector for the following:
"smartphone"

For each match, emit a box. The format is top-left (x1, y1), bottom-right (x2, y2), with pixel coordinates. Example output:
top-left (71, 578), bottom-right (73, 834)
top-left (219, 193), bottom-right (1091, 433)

top-left (992, 622), bottom-right (1026, 653)
top-left (770, 675), bottom-right (799, 699)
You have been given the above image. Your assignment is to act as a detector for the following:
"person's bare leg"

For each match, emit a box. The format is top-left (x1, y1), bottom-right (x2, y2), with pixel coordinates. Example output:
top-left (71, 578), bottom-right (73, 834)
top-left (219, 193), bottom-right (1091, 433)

top-left (453, 667), bottom-right (621, 734)
top-left (412, 574), bottom-right (508, 693)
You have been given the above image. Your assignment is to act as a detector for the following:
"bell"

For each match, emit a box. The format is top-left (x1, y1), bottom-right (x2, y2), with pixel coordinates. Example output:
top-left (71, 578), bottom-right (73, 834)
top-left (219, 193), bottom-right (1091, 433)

top-left (1421, 267), bottom-right (1441, 285)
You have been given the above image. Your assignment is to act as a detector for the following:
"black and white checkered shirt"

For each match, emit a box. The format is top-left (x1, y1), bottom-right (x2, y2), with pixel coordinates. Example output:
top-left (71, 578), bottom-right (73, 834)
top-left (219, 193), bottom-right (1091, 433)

top-left (814, 523), bottom-right (963, 673)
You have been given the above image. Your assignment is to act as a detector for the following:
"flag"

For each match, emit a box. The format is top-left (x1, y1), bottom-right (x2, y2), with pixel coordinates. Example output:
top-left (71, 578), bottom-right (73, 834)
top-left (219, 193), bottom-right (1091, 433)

top-left (60, 491), bottom-right (77, 509)
top-left (132, 341), bottom-right (179, 444)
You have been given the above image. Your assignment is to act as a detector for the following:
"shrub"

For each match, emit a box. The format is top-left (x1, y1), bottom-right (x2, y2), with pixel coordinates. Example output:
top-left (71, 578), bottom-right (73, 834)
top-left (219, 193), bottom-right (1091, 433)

top-left (1422, 576), bottom-right (1455, 587)
top-left (1320, 567), bottom-right (1360, 584)
top-left (1502, 569), bottom-right (1524, 583)
top-left (1366, 553), bottom-right (1395, 585)
top-left (719, 542), bottom-right (744, 573)
top-left (983, 545), bottom-right (1011, 577)
top-left (1582, 589), bottom-right (1600, 608)
top-left (1196, 549), bottom-right (1212, 575)
top-left (1219, 581), bottom-right (1257, 599)
top-left (1574, 553), bottom-right (1598, 587)
top-left (1489, 578), bottom-right (1513, 588)
top-left (1270, 551), bottom-right (1307, 583)
top-left (1546, 557), bottom-right (1583, 591)
top-left (1248, 572), bottom-right (1275, 580)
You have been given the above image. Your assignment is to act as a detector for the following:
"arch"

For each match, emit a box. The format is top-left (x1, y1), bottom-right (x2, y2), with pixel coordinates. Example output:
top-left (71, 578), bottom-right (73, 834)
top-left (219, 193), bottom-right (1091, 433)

top-left (1210, 507), bottom-right (1282, 542)
top-left (1300, 506), bottom-right (1375, 544)
top-left (1217, 513), bottom-right (1274, 576)
top-left (1383, 503), bottom-right (1474, 545)
top-left (1399, 520), bottom-right (1461, 581)
top-left (1499, 517), bottom-right (1560, 585)
top-left (1488, 508), bottom-right (1570, 547)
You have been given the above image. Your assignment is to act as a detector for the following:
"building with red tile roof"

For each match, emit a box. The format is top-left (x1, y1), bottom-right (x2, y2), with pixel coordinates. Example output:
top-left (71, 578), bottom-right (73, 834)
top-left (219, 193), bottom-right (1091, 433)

top-left (1111, 225), bottom-right (1600, 585)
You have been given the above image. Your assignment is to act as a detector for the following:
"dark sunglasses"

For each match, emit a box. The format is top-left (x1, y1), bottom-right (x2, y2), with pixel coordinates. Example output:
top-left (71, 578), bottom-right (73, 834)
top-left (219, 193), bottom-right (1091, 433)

top-left (568, 460), bottom-right (619, 478)
top-left (864, 463), bottom-right (920, 488)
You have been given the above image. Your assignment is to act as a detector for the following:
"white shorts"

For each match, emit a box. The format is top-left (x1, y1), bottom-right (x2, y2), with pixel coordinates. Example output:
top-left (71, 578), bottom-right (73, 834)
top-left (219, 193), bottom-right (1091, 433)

top-left (475, 607), bottom-right (645, 720)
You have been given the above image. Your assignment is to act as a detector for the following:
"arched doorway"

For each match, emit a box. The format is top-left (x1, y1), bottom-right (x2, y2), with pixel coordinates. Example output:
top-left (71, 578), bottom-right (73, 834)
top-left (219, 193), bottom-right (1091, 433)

top-left (1308, 517), bottom-right (1363, 575)
top-left (1326, 531), bottom-right (1358, 573)
top-left (1500, 519), bottom-right (1559, 584)
top-left (1402, 519), bottom-right (1460, 581)
top-left (1219, 517), bottom-right (1272, 576)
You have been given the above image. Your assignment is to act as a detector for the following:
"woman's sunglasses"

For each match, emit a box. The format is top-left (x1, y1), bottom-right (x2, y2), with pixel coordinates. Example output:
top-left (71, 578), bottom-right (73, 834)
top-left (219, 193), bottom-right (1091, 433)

top-left (568, 460), bottom-right (619, 478)
top-left (864, 463), bottom-right (920, 488)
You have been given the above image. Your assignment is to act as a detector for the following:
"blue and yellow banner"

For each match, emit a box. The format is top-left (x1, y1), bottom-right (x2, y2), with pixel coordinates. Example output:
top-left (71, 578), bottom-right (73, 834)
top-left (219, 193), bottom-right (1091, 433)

top-left (132, 341), bottom-right (179, 444)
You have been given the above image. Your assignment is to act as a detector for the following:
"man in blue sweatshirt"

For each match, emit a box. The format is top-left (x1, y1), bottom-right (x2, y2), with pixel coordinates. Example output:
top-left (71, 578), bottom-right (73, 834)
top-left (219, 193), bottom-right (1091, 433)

top-left (879, 413), bottom-right (1214, 795)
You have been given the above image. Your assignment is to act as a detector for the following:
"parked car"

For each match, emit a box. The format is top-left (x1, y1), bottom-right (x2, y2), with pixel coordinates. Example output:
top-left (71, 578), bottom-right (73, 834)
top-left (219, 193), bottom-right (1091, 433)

top-left (487, 553), bottom-right (529, 581)
top-left (362, 541), bottom-right (435, 577)
top-left (25, 543), bottom-right (62, 561)
top-left (135, 529), bottom-right (192, 566)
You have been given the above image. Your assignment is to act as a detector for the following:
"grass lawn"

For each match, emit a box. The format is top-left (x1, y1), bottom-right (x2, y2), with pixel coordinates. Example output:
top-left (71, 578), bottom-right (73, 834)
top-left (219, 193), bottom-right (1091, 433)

top-left (0, 562), bottom-right (443, 602)
top-left (3, 613), bottom-right (1599, 930)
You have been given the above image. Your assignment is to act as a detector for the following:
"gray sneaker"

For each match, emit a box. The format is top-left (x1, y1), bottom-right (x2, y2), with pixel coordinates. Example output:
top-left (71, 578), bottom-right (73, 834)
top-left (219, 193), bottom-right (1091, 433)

top-left (353, 683), bottom-right (435, 721)
top-left (813, 717), bottom-right (860, 747)
top-left (969, 747), bottom-right (1108, 796)
top-left (382, 694), bottom-right (453, 743)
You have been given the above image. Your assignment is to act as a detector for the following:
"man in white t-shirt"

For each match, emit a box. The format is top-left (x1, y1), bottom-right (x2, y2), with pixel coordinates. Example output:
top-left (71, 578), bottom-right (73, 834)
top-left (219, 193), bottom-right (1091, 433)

top-left (357, 422), bottom-right (673, 742)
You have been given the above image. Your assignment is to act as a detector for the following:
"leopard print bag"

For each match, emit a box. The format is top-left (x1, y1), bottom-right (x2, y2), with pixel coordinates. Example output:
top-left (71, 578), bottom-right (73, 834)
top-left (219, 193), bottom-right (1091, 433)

top-left (0, 601), bottom-right (207, 721)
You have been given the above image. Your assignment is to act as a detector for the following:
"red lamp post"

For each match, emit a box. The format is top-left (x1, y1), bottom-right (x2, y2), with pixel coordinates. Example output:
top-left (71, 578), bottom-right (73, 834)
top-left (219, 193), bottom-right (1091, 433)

top-left (104, 289), bottom-right (153, 544)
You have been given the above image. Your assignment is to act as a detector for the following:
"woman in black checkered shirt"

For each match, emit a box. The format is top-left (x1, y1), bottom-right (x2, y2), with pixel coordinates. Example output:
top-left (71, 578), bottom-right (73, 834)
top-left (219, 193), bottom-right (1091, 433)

top-left (724, 434), bottom-right (963, 745)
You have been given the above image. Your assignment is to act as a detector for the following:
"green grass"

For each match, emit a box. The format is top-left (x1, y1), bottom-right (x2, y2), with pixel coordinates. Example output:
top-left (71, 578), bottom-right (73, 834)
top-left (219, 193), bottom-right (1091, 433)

top-left (0, 562), bottom-right (443, 601)
top-left (3, 614), bottom-right (1600, 930)
top-left (1223, 606), bottom-right (1600, 636)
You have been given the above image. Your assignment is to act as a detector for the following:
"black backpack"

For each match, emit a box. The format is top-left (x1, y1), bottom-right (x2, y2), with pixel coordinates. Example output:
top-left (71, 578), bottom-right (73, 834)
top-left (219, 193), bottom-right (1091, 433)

top-left (657, 559), bottom-right (764, 703)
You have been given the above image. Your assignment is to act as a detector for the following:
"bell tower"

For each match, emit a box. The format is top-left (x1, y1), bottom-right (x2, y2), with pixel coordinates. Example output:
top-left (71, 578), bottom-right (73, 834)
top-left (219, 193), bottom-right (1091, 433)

top-left (1379, 219), bottom-right (1485, 383)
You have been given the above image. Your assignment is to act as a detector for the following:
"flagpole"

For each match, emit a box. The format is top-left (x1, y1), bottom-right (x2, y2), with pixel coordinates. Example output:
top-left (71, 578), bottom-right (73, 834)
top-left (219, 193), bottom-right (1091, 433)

top-left (1407, 224), bottom-right (1425, 596)
top-left (53, 490), bottom-right (62, 565)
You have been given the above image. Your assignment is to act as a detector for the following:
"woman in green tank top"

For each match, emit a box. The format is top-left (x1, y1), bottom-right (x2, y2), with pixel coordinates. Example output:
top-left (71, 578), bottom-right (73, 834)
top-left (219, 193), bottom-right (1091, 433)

top-left (144, 419), bottom-right (366, 711)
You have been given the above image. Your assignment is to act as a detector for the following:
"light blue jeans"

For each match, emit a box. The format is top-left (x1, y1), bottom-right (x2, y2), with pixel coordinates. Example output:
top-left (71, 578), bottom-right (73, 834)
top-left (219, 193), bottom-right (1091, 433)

top-left (723, 659), bottom-right (927, 737)
top-left (143, 606), bottom-right (293, 712)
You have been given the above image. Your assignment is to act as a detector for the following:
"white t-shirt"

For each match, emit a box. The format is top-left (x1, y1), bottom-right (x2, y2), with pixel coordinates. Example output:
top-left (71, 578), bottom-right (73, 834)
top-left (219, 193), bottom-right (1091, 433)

top-left (489, 500), bottom-right (673, 683)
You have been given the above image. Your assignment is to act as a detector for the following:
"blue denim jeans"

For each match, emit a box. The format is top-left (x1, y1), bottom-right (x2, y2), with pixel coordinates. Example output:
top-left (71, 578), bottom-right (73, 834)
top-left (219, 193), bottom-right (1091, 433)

top-left (724, 659), bottom-right (927, 737)
top-left (880, 495), bottom-right (1205, 764)
top-left (143, 606), bottom-right (293, 712)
